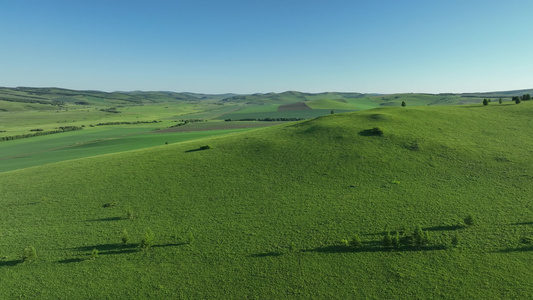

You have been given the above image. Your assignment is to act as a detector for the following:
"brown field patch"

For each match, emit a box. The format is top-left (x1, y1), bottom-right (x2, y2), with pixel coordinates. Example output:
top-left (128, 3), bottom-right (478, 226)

top-left (277, 102), bottom-right (312, 111)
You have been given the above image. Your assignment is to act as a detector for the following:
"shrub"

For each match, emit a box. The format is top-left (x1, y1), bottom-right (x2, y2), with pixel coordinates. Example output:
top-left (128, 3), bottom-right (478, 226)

top-left (22, 246), bottom-right (37, 262)
top-left (199, 145), bottom-right (211, 150)
top-left (140, 228), bottom-right (155, 250)
top-left (499, 98), bottom-right (503, 104)
top-left (348, 234), bottom-right (363, 248)
top-left (451, 233), bottom-right (459, 247)
top-left (121, 229), bottom-right (129, 245)
top-left (482, 99), bottom-right (489, 106)
top-left (464, 214), bottom-right (475, 226)
top-left (519, 236), bottom-right (533, 244)
top-left (412, 226), bottom-right (429, 246)
top-left (126, 208), bottom-right (134, 220)
top-left (186, 229), bottom-right (195, 245)
top-left (382, 231), bottom-right (393, 247)
top-left (408, 140), bottom-right (419, 151)
top-left (370, 127), bottom-right (384, 136)
top-left (401, 101), bottom-right (406, 107)
top-left (91, 248), bottom-right (99, 260)
top-left (391, 231), bottom-right (401, 248)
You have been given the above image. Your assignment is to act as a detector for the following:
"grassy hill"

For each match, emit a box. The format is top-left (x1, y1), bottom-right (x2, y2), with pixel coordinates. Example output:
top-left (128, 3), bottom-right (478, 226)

top-left (0, 87), bottom-right (228, 110)
top-left (1, 101), bottom-right (533, 298)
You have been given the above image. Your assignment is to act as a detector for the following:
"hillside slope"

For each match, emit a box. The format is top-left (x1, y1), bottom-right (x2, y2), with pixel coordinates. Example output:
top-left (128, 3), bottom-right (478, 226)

top-left (1, 102), bottom-right (533, 298)
top-left (0, 87), bottom-right (224, 110)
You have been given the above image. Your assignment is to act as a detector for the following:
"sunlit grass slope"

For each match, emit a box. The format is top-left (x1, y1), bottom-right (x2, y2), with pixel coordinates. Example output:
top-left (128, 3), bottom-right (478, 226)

top-left (1, 102), bottom-right (533, 298)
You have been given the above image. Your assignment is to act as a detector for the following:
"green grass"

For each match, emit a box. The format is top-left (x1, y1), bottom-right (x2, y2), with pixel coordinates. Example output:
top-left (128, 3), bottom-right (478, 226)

top-left (1, 101), bottom-right (533, 298)
top-left (218, 109), bottom-right (352, 120)
top-left (305, 99), bottom-right (357, 110)
top-left (0, 125), bottom-right (261, 172)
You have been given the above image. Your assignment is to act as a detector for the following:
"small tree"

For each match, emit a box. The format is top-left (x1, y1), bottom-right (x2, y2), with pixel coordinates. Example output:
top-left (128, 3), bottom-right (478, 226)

top-left (126, 208), bottom-right (134, 220)
top-left (482, 99), bottom-right (489, 106)
top-left (382, 231), bottom-right (393, 247)
top-left (391, 231), bottom-right (401, 248)
top-left (91, 248), bottom-right (99, 260)
top-left (412, 225), bottom-right (429, 246)
top-left (22, 246), bottom-right (37, 262)
top-left (499, 98), bottom-right (502, 104)
top-left (464, 214), bottom-right (475, 226)
top-left (401, 101), bottom-right (406, 107)
top-left (140, 228), bottom-right (155, 250)
top-left (370, 127), bottom-right (384, 136)
top-left (512, 96), bottom-right (521, 104)
top-left (348, 234), bottom-right (363, 248)
top-left (121, 229), bottom-right (129, 245)
top-left (451, 233), bottom-right (459, 247)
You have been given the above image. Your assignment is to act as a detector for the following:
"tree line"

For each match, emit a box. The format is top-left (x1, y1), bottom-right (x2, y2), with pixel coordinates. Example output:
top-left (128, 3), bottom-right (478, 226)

top-left (89, 120), bottom-right (160, 127)
top-left (0, 126), bottom-right (83, 142)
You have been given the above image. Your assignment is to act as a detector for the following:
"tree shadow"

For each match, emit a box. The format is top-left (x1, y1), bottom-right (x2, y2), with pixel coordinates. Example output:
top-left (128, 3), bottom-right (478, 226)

top-left (69, 243), bottom-right (139, 255)
top-left (250, 251), bottom-right (284, 258)
top-left (185, 146), bottom-right (211, 153)
top-left (57, 258), bottom-right (85, 264)
top-left (87, 217), bottom-right (123, 222)
top-left (0, 260), bottom-right (22, 267)
top-left (153, 243), bottom-right (187, 248)
top-left (365, 225), bottom-right (462, 237)
top-left (64, 242), bottom-right (185, 259)
top-left (358, 128), bottom-right (383, 137)
top-left (510, 222), bottom-right (533, 226)
top-left (497, 246), bottom-right (533, 253)
top-left (424, 225), bottom-right (464, 232)
top-left (303, 243), bottom-right (447, 254)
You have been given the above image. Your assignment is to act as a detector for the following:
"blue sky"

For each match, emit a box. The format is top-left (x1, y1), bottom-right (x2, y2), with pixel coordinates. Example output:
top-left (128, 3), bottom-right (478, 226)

top-left (1, 0), bottom-right (532, 94)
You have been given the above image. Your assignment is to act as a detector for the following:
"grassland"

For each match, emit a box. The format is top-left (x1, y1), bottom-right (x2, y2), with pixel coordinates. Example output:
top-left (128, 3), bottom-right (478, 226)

top-left (1, 100), bottom-right (533, 298)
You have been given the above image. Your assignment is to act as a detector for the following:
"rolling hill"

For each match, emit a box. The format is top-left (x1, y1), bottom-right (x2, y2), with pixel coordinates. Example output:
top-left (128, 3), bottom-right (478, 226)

top-left (1, 101), bottom-right (533, 298)
top-left (0, 87), bottom-right (228, 110)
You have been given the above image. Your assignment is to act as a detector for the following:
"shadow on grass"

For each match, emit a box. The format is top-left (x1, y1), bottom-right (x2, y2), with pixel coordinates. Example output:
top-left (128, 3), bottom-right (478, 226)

top-left (510, 222), bottom-right (533, 226)
top-left (153, 243), bottom-right (187, 248)
top-left (0, 260), bottom-right (22, 267)
top-left (57, 258), bottom-right (85, 264)
top-left (63, 242), bottom-right (186, 261)
top-left (497, 246), bottom-right (533, 253)
top-left (303, 244), bottom-right (447, 254)
top-left (358, 128), bottom-right (383, 137)
top-left (250, 251), bottom-right (284, 258)
top-left (88, 217), bottom-right (123, 222)
top-left (185, 146), bottom-right (211, 153)
top-left (365, 225), bottom-right (462, 237)
top-left (70, 243), bottom-right (139, 255)
top-left (424, 225), bottom-right (464, 232)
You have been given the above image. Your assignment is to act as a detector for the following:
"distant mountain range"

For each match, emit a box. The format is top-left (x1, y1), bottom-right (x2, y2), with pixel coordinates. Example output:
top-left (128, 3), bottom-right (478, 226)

top-left (1, 86), bottom-right (532, 108)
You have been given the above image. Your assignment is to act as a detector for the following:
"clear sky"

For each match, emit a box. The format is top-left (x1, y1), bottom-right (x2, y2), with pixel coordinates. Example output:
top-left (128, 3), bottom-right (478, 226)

top-left (1, 0), bottom-right (532, 94)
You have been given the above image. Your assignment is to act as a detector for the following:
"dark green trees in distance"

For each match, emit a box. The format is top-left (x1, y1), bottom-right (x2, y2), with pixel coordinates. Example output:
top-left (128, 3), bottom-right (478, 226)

top-left (513, 94), bottom-right (531, 104)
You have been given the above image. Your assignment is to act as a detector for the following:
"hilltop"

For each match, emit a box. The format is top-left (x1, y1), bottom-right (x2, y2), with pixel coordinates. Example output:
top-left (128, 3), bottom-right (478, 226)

top-left (1, 102), bottom-right (533, 298)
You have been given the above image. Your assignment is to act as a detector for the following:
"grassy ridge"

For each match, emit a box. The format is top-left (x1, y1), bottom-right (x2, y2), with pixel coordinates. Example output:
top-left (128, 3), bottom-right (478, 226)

top-left (1, 102), bottom-right (533, 298)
